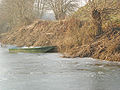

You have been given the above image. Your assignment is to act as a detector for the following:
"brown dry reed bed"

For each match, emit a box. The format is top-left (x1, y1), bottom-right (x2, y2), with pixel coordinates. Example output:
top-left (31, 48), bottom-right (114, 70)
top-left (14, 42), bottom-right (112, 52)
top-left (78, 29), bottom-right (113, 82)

top-left (58, 19), bottom-right (120, 61)
top-left (0, 18), bottom-right (120, 61)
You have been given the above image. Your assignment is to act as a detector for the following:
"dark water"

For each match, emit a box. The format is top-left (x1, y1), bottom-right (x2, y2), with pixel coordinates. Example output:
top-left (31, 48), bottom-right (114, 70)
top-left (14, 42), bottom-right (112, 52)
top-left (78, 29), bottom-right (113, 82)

top-left (0, 47), bottom-right (120, 90)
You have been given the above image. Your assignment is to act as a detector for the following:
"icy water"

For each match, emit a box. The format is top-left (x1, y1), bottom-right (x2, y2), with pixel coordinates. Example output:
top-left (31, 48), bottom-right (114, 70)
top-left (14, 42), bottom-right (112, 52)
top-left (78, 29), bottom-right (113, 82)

top-left (0, 47), bottom-right (120, 90)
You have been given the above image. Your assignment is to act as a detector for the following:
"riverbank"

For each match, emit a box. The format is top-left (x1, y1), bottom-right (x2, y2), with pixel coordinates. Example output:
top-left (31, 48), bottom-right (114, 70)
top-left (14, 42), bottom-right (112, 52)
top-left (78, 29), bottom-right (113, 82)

top-left (0, 19), bottom-right (120, 61)
top-left (0, 1), bottom-right (120, 61)
top-left (0, 20), bottom-right (68, 47)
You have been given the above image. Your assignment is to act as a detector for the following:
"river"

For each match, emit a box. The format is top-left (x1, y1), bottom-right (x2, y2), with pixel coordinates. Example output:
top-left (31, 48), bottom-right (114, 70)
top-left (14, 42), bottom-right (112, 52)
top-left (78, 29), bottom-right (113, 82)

top-left (0, 47), bottom-right (120, 90)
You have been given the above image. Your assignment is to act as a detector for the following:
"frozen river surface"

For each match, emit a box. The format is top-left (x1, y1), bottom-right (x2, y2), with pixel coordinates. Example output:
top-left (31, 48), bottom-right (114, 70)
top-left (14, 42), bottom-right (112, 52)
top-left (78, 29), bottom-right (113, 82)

top-left (0, 47), bottom-right (120, 90)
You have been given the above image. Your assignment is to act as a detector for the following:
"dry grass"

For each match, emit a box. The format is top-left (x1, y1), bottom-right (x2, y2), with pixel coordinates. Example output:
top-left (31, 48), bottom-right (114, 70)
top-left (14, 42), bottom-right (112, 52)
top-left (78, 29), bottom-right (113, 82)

top-left (0, 19), bottom-right (69, 47)
top-left (1, 17), bottom-right (120, 61)
top-left (0, 0), bottom-right (120, 61)
top-left (61, 22), bottom-right (120, 61)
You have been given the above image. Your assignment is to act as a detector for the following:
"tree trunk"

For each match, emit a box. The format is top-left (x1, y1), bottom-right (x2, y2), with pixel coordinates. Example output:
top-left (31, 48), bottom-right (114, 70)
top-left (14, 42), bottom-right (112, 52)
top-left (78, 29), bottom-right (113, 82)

top-left (92, 9), bottom-right (103, 36)
top-left (54, 12), bottom-right (65, 20)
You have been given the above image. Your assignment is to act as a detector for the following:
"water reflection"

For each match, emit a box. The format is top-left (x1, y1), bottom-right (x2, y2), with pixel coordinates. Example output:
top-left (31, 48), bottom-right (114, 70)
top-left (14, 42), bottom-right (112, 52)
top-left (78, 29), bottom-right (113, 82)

top-left (0, 47), bottom-right (120, 90)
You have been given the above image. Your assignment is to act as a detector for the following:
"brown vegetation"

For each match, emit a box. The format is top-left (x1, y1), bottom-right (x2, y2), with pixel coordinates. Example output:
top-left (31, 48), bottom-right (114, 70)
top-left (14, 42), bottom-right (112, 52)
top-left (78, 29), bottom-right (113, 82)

top-left (1, 17), bottom-right (120, 61)
top-left (0, 0), bottom-right (120, 61)
top-left (60, 22), bottom-right (120, 61)
top-left (0, 20), bottom-right (69, 47)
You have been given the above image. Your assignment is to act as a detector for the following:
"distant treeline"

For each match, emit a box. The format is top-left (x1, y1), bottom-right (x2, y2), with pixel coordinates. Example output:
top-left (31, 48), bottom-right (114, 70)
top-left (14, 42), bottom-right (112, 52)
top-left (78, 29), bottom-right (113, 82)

top-left (0, 0), bottom-right (79, 33)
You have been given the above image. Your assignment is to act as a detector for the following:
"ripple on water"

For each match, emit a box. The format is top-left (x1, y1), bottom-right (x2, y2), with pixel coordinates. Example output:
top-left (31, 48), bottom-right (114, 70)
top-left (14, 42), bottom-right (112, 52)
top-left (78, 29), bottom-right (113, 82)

top-left (0, 47), bottom-right (120, 90)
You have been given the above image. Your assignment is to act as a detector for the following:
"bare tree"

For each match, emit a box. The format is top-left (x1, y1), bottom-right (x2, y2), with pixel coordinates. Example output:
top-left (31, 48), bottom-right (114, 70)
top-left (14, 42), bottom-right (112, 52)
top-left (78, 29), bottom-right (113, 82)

top-left (46, 0), bottom-right (79, 20)
top-left (87, 0), bottom-right (120, 36)
top-left (0, 0), bottom-right (36, 33)
top-left (0, 0), bottom-right (51, 33)
top-left (34, 0), bottom-right (47, 18)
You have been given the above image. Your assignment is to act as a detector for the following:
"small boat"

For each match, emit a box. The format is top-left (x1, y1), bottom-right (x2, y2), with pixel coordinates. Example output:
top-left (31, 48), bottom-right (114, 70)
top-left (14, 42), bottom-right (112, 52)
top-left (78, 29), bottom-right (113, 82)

top-left (9, 46), bottom-right (56, 53)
